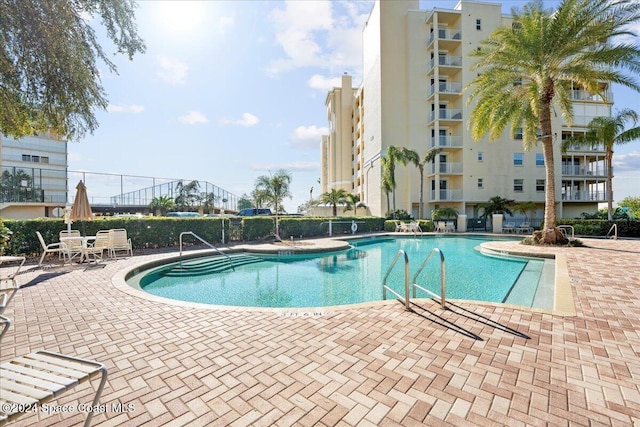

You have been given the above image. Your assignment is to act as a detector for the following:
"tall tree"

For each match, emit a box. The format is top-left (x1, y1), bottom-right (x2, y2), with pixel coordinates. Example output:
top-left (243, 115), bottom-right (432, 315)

top-left (380, 157), bottom-right (393, 215)
top-left (320, 188), bottom-right (349, 217)
top-left (384, 146), bottom-right (419, 213)
top-left (467, 0), bottom-right (640, 243)
top-left (563, 109), bottom-right (640, 220)
top-left (1, 0), bottom-right (146, 139)
top-left (397, 147), bottom-right (442, 219)
top-left (148, 196), bottom-right (174, 216)
top-left (345, 193), bottom-right (362, 216)
top-left (255, 169), bottom-right (292, 239)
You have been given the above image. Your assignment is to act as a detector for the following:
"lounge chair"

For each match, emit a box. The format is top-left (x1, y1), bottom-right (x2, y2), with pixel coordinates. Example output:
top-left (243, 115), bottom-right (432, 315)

top-left (517, 222), bottom-right (533, 233)
top-left (0, 351), bottom-right (107, 427)
top-left (435, 221), bottom-right (447, 233)
top-left (109, 229), bottom-right (132, 258)
top-left (445, 221), bottom-right (455, 233)
top-left (36, 231), bottom-right (65, 266)
top-left (502, 222), bottom-right (516, 233)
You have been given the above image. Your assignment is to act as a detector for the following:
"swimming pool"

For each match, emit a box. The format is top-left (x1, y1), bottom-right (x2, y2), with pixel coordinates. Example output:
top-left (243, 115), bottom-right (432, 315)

top-left (128, 236), bottom-right (548, 309)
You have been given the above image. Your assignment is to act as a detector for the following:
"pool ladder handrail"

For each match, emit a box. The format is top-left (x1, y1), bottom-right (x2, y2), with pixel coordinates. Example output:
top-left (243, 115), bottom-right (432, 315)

top-left (179, 232), bottom-right (234, 269)
top-left (558, 225), bottom-right (575, 242)
top-left (382, 248), bottom-right (447, 310)
top-left (412, 248), bottom-right (446, 309)
top-left (606, 223), bottom-right (618, 240)
top-left (382, 250), bottom-right (410, 310)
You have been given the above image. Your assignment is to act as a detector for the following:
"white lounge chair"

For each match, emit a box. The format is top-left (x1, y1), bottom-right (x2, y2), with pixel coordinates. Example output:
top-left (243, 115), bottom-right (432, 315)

top-left (435, 221), bottom-right (447, 233)
top-left (517, 222), bottom-right (533, 233)
top-left (36, 231), bottom-right (65, 266)
top-left (502, 222), bottom-right (516, 233)
top-left (109, 229), bottom-right (132, 258)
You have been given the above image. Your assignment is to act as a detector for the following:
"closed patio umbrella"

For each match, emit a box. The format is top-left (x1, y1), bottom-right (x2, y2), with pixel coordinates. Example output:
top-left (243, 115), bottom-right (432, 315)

top-left (71, 180), bottom-right (93, 235)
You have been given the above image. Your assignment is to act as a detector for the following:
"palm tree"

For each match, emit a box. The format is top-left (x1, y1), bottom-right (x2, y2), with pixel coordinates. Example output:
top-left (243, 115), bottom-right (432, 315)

top-left (345, 193), bottom-right (364, 216)
top-left (174, 180), bottom-right (201, 211)
top-left (148, 196), bottom-right (175, 216)
top-left (467, 0), bottom-right (640, 243)
top-left (513, 201), bottom-right (538, 222)
top-left (385, 146), bottom-right (420, 213)
top-left (400, 147), bottom-right (443, 219)
top-left (380, 156), bottom-right (394, 215)
top-left (563, 109), bottom-right (640, 220)
top-left (320, 188), bottom-right (349, 216)
top-left (201, 192), bottom-right (218, 214)
top-left (480, 196), bottom-right (515, 226)
top-left (255, 169), bottom-right (292, 239)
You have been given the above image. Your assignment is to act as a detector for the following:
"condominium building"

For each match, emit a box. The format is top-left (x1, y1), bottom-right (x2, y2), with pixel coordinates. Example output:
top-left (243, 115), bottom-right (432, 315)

top-left (0, 132), bottom-right (68, 219)
top-left (321, 0), bottom-right (610, 222)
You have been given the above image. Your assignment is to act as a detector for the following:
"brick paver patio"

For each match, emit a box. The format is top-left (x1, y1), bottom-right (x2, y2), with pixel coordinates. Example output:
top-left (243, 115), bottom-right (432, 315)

top-left (1, 236), bottom-right (639, 426)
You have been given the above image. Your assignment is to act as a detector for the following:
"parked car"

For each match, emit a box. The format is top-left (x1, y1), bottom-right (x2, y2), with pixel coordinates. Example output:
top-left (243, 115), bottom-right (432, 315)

top-left (237, 208), bottom-right (272, 216)
top-left (166, 212), bottom-right (202, 217)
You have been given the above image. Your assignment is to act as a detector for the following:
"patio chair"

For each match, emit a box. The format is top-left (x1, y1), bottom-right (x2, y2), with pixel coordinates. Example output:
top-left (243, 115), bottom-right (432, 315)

top-left (109, 229), bottom-right (132, 258)
top-left (0, 350), bottom-right (107, 427)
top-left (435, 221), bottom-right (447, 233)
top-left (36, 231), bottom-right (65, 266)
top-left (502, 222), bottom-right (516, 233)
top-left (517, 222), bottom-right (533, 234)
top-left (59, 229), bottom-right (81, 239)
top-left (85, 230), bottom-right (112, 262)
top-left (445, 221), bottom-right (455, 233)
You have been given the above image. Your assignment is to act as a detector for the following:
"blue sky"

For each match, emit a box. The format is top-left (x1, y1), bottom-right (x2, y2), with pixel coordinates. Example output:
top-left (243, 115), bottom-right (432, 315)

top-left (69, 0), bottom-right (640, 212)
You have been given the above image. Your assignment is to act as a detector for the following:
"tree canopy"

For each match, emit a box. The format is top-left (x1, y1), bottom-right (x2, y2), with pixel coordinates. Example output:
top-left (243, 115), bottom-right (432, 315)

top-left (0, 0), bottom-right (146, 140)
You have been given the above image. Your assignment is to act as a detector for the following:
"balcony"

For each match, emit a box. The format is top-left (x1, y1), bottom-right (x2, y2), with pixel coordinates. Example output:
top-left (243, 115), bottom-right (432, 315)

top-left (429, 109), bottom-right (462, 122)
top-left (562, 191), bottom-right (607, 201)
top-left (429, 55), bottom-right (462, 70)
top-left (562, 143), bottom-right (605, 152)
top-left (561, 166), bottom-right (608, 176)
top-left (429, 162), bottom-right (463, 174)
top-left (429, 82), bottom-right (462, 97)
top-left (571, 89), bottom-right (612, 103)
top-left (430, 189), bottom-right (463, 201)
top-left (430, 135), bottom-right (463, 148)
top-left (429, 28), bottom-right (462, 44)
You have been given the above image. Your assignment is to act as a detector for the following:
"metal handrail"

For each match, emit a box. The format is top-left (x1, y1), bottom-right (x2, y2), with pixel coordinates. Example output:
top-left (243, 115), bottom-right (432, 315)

top-left (558, 225), bottom-right (575, 241)
top-left (411, 248), bottom-right (446, 309)
top-left (382, 250), bottom-right (411, 310)
top-left (606, 223), bottom-right (618, 240)
top-left (179, 232), bottom-right (232, 265)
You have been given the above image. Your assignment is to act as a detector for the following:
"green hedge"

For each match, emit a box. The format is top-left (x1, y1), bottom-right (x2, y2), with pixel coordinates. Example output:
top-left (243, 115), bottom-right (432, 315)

top-left (557, 219), bottom-right (640, 237)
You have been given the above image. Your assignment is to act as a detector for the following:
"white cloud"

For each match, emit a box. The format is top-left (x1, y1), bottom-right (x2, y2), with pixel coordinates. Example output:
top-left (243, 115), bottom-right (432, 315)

top-left (216, 14), bottom-right (235, 35)
top-left (308, 74), bottom-right (343, 91)
top-left (107, 104), bottom-right (144, 113)
top-left (290, 125), bottom-right (329, 149)
top-left (266, 0), bottom-right (372, 76)
top-left (178, 110), bottom-right (209, 125)
top-left (613, 150), bottom-right (640, 171)
top-left (156, 56), bottom-right (188, 85)
top-left (219, 113), bottom-right (259, 127)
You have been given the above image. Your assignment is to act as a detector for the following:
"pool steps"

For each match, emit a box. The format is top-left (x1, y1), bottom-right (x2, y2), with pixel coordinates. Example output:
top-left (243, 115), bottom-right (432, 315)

top-left (161, 254), bottom-right (264, 277)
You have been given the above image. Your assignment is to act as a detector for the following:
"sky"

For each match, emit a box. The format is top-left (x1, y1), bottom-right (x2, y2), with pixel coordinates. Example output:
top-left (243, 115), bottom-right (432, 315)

top-left (68, 0), bottom-right (640, 213)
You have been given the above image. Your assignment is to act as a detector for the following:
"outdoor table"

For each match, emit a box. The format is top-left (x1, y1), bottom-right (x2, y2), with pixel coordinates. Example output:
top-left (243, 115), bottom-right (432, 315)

top-left (60, 236), bottom-right (97, 263)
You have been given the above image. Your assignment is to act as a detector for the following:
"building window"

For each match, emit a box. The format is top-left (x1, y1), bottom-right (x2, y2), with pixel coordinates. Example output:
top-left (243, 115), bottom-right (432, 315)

top-left (477, 152), bottom-right (484, 161)
top-left (515, 128), bottom-right (523, 140)
top-left (514, 153), bottom-right (524, 166)
top-left (514, 179), bottom-right (524, 192)
top-left (478, 178), bottom-right (484, 189)
top-left (31, 155), bottom-right (39, 162)
top-left (536, 153), bottom-right (544, 166)
top-left (41, 157), bottom-right (49, 164)
top-left (476, 19), bottom-right (481, 30)
top-left (22, 154), bottom-right (31, 162)
top-left (536, 179), bottom-right (545, 192)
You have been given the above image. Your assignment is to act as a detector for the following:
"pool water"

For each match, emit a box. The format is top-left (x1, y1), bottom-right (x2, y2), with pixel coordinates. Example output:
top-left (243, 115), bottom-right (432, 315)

top-left (130, 236), bottom-right (541, 309)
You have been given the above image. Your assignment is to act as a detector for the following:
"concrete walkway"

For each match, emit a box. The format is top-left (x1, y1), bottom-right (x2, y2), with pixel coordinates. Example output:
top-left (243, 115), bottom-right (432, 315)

top-left (1, 236), bottom-right (639, 426)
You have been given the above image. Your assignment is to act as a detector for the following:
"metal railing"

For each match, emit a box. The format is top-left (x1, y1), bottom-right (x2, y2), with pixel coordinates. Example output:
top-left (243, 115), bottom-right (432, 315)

top-left (179, 232), bottom-right (232, 264)
top-left (382, 250), bottom-right (410, 310)
top-left (606, 224), bottom-right (618, 240)
top-left (382, 248), bottom-right (447, 310)
top-left (412, 248), bottom-right (447, 309)
top-left (558, 225), bottom-right (575, 241)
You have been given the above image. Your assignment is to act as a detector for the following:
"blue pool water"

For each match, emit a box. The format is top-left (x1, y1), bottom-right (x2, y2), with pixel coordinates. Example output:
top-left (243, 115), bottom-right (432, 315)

top-left (129, 236), bottom-right (539, 308)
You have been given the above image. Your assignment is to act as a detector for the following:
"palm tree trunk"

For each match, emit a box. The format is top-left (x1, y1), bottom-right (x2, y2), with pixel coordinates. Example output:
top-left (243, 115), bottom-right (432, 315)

top-left (607, 149), bottom-right (614, 221)
top-left (540, 101), bottom-right (557, 244)
top-left (419, 165), bottom-right (424, 219)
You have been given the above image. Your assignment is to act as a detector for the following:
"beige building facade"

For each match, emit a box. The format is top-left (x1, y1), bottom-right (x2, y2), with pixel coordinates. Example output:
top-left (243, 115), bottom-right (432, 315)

top-left (321, 0), bottom-right (610, 223)
top-left (0, 132), bottom-right (68, 219)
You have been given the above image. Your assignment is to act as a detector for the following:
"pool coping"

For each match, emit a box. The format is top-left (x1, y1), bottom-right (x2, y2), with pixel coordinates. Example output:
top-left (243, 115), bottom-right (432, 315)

top-left (112, 233), bottom-right (575, 316)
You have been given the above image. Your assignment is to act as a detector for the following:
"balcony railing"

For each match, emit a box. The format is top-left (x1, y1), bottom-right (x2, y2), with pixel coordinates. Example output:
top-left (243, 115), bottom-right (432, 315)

top-left (562, 191), bottom-right (607, 201)
top-left (429, 82), bottom-right (462, 96)
top-left (429, 28), bottom-right (462, 43)
top-left (561, 166), bottom-right (608, 176)
top-left (430, 189), bottom-right (463, 201)
top-left (571, 89), bottom-right (611, 102)
top-left (430, 162), bottom-right (463, 174)
top-left (430, 109), bottom-right (462, 121)
top-left (429, 55), bottom-right (462, 69)
top-left (562, 143), bottom-right (605, 152)
top-left (430, 135), bottom-right (463, 148)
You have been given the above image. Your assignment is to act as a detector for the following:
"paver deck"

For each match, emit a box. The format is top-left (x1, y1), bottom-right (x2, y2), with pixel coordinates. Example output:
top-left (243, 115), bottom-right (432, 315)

top-left (1, 235), bottom-right (639, 426)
